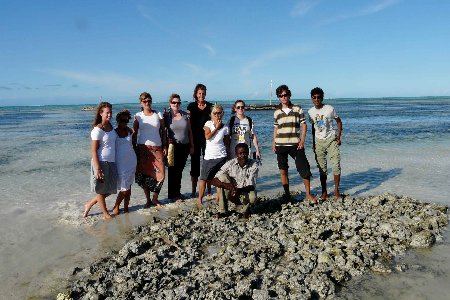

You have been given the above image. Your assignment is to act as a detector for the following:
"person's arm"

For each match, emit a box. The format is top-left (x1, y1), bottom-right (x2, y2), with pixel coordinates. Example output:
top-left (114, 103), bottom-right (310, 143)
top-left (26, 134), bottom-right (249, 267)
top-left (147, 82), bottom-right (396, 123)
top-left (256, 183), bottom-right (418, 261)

top-left (160, 117), bottom-right (168, 156)
top-left (272, 125), bottom-right (277, 153)
top-left (335, 116), bottom-right (342, 145)
top-left (132, 118), bottom-right (139, 153)
top-left (211, 176), bottom-right (237, 195)
top-left (298, 122), bottom-right (307, 149)
top-left (187, 118), bottom-right (195, 155)
top-left (252, 133), bottom-right (261, 160)
top-left (91, 139), bottom-right (102, 181)
top-left (237, 185), bottom-right (255, 193)
top-left (224, 133), bottom-right (230, 158)
top-left (204, 122), bottom-right (223, 140)
top-left (311, 125), bottom-right (316, 151)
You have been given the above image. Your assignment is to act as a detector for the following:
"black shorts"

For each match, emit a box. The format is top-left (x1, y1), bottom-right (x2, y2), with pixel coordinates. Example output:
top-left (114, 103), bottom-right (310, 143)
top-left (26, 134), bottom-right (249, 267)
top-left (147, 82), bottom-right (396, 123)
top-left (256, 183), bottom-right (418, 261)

top-left (275, 145), bottom-right (312, 179)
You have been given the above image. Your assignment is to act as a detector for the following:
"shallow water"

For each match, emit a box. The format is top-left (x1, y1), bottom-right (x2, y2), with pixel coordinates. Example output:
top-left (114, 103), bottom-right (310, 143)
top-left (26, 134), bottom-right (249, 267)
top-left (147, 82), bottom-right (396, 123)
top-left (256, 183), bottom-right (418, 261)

top-left (0, 98), bottom-right (449, 299)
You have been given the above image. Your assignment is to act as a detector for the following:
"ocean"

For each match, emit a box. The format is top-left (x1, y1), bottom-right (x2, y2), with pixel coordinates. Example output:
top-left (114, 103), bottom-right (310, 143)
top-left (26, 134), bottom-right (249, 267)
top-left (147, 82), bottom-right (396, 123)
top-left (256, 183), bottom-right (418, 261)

top-left (0, 97), bottom-right (449, 299)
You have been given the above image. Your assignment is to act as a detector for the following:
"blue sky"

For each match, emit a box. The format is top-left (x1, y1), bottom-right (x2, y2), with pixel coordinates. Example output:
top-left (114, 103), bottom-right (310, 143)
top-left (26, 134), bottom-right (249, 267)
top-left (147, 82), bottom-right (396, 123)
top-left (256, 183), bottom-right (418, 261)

top-left (1, 0), bottom-right (449, 106)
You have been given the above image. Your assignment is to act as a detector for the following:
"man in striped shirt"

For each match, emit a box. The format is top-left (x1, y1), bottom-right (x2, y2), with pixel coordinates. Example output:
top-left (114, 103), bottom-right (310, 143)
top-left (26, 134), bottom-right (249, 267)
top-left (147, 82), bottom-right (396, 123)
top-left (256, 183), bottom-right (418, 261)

top-left (272, 84), bottom-right (316, 204)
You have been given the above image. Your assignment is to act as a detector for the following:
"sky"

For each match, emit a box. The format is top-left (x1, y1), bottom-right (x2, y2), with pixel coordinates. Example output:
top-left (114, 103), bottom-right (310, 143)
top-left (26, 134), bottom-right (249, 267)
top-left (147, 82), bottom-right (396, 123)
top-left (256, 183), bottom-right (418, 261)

top-left (1, 0), bottom-right (450, 106)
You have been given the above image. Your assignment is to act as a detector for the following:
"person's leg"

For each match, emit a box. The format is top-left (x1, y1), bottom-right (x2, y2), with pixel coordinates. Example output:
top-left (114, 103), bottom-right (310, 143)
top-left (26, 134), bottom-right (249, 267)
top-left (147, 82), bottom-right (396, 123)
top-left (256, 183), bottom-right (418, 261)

top-left (303, 177), bottom-right (316, 203)
top-left (167, 165), bottom-right (177, 200)
top-left (280, 169), bottom-right (290, 196)
top-left (315, 138), bottom-right (329, 200)
top-left (96, 194), bottom-right (113, 220)
top-left (328, 138), bottom-right (342, 200)
top-left (190, 143), bottom-right (202, 197)
top-left (276, 147), bottom-right (290, 199)
top-left (124, 189), bottom-right (131, 213)
top-left (191, 176), bottom-right (198, 198)
top-left (197, 179), bottom-right (206, 207)
top-left (177, 144), bottom-right (189, 198)
top-left (143, 187), bottom-right (152, 208)
top-left (319, 174), bottom-right (328, 200)
top-left (152, 192), bottom-right (162, 207)
top-left (112, 191), bottom-right (125, 215)
top-left (207, 181), bottom-right (212, 196)
top-left (217, 174), bottom-right (231, 215)
top-left (334, 174), bottom-right (341, 200)
top-left (83, 196), bottom-right (97, 217)
top-left (294, 147), bottom-right (315, 202)
top-left (240, 190), bottom-right (257, 217)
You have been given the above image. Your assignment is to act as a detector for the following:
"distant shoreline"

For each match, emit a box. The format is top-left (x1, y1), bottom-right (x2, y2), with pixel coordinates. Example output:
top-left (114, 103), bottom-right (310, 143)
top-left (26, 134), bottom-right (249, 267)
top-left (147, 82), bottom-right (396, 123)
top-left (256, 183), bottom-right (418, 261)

top-left (2, 96), bottom-right (450, 108)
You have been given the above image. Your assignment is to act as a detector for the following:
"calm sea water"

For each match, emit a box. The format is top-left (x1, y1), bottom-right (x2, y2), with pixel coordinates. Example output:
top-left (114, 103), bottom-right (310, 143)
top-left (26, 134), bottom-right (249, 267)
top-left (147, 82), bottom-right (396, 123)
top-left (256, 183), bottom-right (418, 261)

top-left (0, 97), bottom-right (449, 299)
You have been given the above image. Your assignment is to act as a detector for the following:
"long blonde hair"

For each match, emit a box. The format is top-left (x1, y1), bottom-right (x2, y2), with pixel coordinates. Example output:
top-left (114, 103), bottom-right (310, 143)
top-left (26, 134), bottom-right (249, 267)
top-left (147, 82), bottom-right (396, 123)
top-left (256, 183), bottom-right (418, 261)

top-left (91, 102), bottom-right (112, 128)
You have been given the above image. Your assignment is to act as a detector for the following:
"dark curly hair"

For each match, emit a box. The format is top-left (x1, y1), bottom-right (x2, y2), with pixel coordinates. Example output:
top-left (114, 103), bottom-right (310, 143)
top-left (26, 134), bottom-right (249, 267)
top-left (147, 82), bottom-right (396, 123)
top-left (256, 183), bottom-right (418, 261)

top-left (310, 87), bottom-right (324, 98)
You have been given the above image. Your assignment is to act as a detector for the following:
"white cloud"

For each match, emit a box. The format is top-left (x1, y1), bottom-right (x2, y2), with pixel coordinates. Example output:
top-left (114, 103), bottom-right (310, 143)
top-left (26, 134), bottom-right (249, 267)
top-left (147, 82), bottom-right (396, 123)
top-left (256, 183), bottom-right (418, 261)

top-left (241, 47), bottom-right (311, 75)
top-left (202, 43), bottom-right (216, 57)
top-left (183, 63), bottom-right (217, 79)
top-left (360, 0), bottom-right (400, 15)
top-left (46, 69), bottom-right (148, 92)
top-left (321, 0), bottom-right (400, 24)
top-left (136, 4), bottom-right (177, 37)
top-left (291, 0), bottom-right (319, 17)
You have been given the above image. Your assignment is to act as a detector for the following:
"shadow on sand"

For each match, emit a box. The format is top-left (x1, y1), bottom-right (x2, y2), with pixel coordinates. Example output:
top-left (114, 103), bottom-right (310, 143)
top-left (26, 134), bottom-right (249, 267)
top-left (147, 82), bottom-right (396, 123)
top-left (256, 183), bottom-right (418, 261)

top-left (340, 167), bottom-right (402, 195)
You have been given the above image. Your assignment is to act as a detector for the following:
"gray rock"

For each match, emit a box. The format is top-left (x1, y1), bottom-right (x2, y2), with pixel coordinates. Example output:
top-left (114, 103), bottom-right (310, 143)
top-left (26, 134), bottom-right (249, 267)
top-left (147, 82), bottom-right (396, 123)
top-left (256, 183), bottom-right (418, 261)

top-left (410, 230), bottom-right (436, 248)
top-left (61, 194), bottom-right (448, 299)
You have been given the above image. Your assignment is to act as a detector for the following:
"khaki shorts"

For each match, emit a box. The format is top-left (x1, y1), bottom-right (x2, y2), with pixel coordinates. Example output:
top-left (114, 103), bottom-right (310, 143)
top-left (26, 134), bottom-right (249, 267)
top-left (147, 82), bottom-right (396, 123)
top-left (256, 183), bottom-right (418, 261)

top-left (314, 135), bottom-right (341, 176)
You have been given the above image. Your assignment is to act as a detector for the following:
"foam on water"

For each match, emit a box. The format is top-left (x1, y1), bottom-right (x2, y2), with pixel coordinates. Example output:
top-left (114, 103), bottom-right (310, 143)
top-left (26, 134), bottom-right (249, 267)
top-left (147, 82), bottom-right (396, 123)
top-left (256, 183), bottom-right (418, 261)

top-left (0, 98), bottom-right (449, 299)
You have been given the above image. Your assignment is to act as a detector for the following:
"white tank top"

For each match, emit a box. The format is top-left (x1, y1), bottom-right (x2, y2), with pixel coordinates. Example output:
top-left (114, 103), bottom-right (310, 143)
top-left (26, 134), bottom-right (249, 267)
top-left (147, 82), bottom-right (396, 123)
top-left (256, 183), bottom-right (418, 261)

top-left (135, 111), bottom-right (163, 146)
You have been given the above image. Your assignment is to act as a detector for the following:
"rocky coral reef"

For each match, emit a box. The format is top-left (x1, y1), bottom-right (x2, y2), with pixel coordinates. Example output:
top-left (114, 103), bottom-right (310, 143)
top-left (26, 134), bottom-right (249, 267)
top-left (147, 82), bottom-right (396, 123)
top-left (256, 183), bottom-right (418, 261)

top-left (60, 193), bottom-right (448, 299)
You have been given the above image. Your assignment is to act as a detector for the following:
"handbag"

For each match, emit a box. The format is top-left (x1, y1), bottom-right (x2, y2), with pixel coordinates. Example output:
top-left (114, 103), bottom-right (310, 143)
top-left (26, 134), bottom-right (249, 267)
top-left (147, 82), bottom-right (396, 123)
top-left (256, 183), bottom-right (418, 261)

top-left (167, 143), bottom-right (175, 166)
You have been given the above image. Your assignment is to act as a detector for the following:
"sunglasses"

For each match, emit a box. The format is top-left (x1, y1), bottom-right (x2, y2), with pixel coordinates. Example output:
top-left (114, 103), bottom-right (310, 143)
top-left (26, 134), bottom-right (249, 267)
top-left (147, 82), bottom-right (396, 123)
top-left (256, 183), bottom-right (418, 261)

top-left (171, 101), bottom-right (181, 105)
top-left (118, 119), bottom-right (129, 123)
top-left (213, 112), bottom-right (223, 115)
top-left (312, 95), bottom-right (322, 99)
top-left (142, 99), bottom-right (152, 104)
top-left (278, 94), bottom-right (289, 98)
top-left (235, 106), bottom-right (245, 110)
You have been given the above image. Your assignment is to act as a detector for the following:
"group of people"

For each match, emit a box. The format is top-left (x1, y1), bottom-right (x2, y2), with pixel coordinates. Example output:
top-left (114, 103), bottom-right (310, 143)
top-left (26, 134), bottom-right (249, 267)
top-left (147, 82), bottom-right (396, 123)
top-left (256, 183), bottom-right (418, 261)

top-left (83, 83), bottom-right (342, 220)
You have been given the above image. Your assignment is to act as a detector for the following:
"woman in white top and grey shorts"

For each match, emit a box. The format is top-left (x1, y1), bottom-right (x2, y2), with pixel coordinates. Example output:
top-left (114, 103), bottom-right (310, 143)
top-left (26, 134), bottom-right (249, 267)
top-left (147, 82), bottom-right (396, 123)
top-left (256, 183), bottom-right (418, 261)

top-left (83, 102), bottom-right (118, 220)
top-left (196, 104), bottom-right (230, 207)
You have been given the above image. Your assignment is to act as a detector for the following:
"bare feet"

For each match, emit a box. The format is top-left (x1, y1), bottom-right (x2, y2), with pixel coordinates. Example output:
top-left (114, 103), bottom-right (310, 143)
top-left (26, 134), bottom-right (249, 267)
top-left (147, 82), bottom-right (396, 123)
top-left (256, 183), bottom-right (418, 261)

top-left (83, 204), bottom-right (90, 218)
top-left (103, 214), bottom-right (113, 220)
top-left (306, 194), bottom-right (317, 204)
top-left (152, 199), bottom-right (162, 207)
top-left (196, 199), bottom-right (203, 209)
top-left (143, 202), bottom-right (153, 209)
top-left (320, 192), bottom-right (328, 201)
top-left (123, 207), bottom-right (129, 213)
top-left (334, 192), bottom-right (342, 201)
top-left (112, 207), bottom-right (120, 215)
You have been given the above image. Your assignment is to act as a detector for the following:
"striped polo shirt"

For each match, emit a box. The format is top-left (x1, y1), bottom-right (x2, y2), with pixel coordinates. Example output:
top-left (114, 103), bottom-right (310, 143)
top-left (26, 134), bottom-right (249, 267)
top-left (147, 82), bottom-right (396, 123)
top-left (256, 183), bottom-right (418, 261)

top-left (273, 104), bottom-right (306, 146)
